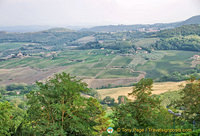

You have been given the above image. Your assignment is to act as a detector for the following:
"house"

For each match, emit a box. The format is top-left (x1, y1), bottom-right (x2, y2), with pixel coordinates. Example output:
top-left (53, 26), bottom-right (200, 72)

top-left (193, 55), bottom-right (200, 60)
top-left (17, 52), bottom-right (23, 58)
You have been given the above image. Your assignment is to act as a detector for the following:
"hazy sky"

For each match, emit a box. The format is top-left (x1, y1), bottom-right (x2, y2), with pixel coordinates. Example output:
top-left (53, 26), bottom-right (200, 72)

top-left (0, 0), bottom-right (200, 27)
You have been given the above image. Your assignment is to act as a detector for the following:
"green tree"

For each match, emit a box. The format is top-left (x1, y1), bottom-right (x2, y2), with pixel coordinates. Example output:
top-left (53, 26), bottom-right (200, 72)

top-left (117, 95), bottom-right (128, 104)
top-left (127, 78), bottom-right (161, 127)
top-left (0, 96), bottom-right (25, 136)
top-left (0, 101), bottom-right (13, 136)
top-left (174, 78), bottom-right (200, 127)
top-left (112, 78), bottom-right (171, 135)
top-left (26, 72), bottom-right (110, 136)
top-left (102, 96), bottom-right (115, 106)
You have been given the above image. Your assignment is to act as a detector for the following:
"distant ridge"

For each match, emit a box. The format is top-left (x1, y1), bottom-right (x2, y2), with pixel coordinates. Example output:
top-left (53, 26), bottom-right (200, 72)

top-left (0, 25), bottom-right (52, 33)
top-left (81, 15), bottom-right (200, 32)
top-left (43, 27), bottom-right (75, 33)
top-left (0, 15), bottom-right (199, 33)
top-left (180, 15), bottom-right (200, 25)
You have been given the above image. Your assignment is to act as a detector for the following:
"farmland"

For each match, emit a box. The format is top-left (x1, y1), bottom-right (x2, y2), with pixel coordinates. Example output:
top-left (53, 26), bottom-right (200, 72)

top-left (0, 25), bottom-right (200, 89)
top-left (0, 42), bottom-right (199, 88)
top-left (96, 81), bottom-right (186, 101)
top-left (1, 21), bottom-right (200, 135)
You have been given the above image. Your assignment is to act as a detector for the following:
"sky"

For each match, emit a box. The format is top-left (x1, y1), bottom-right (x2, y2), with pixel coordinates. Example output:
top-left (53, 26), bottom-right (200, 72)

top-left (0, 0), bottom-right (200, 27)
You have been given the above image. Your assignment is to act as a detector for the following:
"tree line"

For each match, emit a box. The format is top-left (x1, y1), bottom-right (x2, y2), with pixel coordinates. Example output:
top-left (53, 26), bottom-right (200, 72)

top-left (0, 72), bottom-right (200, 135)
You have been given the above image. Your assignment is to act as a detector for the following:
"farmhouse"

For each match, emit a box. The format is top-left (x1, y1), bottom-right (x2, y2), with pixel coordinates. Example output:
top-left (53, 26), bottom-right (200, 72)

top-left (193, 55), bottom-right (200, 60)
top-left (17, 52), bottom-right (23, 58)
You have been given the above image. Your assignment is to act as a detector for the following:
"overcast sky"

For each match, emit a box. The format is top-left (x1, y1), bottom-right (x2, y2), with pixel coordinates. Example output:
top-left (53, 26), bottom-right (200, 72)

top-left (0, 0), bottom-right (200, 27)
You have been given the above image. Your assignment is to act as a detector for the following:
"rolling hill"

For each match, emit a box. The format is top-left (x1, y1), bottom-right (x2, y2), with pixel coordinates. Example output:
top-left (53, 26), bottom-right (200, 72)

top-left (180, 15), bottom-right (200, 25)
top-left (81, 15), bottom-right (200, 32)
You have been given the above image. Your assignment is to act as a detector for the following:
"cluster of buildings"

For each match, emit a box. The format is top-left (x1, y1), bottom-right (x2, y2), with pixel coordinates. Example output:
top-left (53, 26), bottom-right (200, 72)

top-left (0, 52), bottom-right (29, 61)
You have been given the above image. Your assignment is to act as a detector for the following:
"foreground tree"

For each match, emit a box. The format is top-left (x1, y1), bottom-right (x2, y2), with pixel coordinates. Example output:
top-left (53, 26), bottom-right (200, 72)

top-left (112, 78), bottom-right (172, 135)
top-left (26, 72), bottom-right (110, 136)
top-left (0, 101), bottom-right (13, 135)
top-left (174, 78), bottom-right (200, 128)
top-left (0, 95), bottom-right (25, 136)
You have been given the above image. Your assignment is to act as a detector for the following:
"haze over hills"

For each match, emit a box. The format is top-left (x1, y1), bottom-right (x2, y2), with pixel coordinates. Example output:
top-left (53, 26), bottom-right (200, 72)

top-left (0, 15), bottom-right (199, 33)
top-left (180, 15), bottom-right (200, 25)
top-left (0, 25), bottom-right (87, 33)
top-left (0, 25), bottom-right (52, 33)
top-left (81, 15), bottom-right (200, 32)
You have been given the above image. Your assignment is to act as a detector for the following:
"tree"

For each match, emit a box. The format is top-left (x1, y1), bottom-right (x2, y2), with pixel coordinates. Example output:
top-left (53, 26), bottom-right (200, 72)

top-left (0, 101), bottom-right (13, 136)
top-left (102, 96), bottom-right (115, 106)
top-left (0, 96), bottom-right (25, 136)
top-left (26, 72), bottom-right (110, 136)
top-left (117, 95), bottom-right (128, 104)
top-left (174, 78), bottom-right (200, 127)
top-left (112, 78), bottom-right (170, 135)
top-left (127, 78), bottom-right (161, 127)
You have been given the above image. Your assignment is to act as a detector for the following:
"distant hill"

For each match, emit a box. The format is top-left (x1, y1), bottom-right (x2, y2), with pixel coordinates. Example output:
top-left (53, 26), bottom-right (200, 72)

top-left (0, 25), bottom-right (52, 33)
top-left (43, 27), bottom-right (75, 33)
top-left (80, 23), bottom-right (179, 32)
top-left (81, 15), bottom-right (200, 32)
top-left (0, 26), bottom-right (78, 33)
top-left (180, 15), bottom-right (200, 25)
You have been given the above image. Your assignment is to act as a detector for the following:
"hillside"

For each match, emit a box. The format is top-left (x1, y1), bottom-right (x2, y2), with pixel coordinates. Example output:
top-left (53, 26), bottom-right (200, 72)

top-left (180, 15), bottom-right (200, 25)
top-left (0, 24), bottom-right (200, 88)
top-left (80, 23), bottom-right (179, 32)
top-left (43, 27), bottom-right (75, 33)
top-left (81, 15), bottom-right (200, 32)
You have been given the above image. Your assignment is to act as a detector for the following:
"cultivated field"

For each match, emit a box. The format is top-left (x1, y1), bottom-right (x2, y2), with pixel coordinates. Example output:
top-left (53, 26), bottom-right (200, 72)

top-left (0, 43), bottom-right (199, 89)
top-left (96, 81), bottom-right (187, 102)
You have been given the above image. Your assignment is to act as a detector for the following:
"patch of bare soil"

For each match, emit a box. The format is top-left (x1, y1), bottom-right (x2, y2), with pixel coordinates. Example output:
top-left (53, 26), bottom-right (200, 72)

top-left (0, 66), bottom-right (68, 85)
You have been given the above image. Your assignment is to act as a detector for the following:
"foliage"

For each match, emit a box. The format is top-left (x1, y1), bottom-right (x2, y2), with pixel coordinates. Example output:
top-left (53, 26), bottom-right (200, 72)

top-left (173, 78), bottom-right (200, 126)
top-left (0, 84), bottom-right (36, 96)
top-left (112, 78), bottom-right (173, 135)
top-left (0, 101), bottom-right (13, 135)
top-left (153, 35), bottom-right (200, 51)
top-left (175, 129), bottom-right (200, 136)
top-left (117, 95), bottom-right (128, 104)
top-left (101, 96), bottom-right (115, 106)
top-left (155, 25), bottom-right (200, 38)
top-left (26, 72), bottom-right (110, 135)
top-left (78, 41), bottom-right (102, 49)
top-left (0, 97), bottom-right (25, 136)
